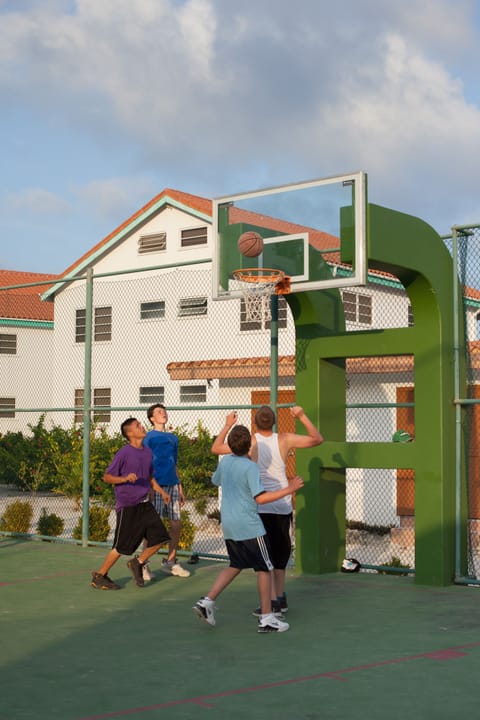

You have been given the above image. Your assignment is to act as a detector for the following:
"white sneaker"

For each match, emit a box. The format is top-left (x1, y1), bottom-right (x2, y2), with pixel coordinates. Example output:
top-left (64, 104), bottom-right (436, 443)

top-left (258, 613), bottom-right (290, 633)
top-left (193, 597), bottom-right (216, 626)
top-left (142, 563), bottom-right (154, 582)
top-left (170, 561), bottom-right (190, 578)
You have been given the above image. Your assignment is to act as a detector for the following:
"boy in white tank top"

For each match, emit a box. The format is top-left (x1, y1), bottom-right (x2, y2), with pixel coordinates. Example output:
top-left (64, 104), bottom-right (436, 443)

top-left (212, 405), bottom-right (323, 615)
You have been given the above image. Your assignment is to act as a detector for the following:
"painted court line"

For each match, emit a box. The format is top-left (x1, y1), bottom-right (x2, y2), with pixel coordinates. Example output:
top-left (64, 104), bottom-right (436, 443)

top-left (75, 641), bottom-right (480, 720)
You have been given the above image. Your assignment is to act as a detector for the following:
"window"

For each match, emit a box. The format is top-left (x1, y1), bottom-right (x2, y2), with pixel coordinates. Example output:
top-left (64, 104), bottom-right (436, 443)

top-left (0, 333), bottom-right (17, 354)
top-left (75, 309), bottom-right (86, 343)
top-left (75, 306), bottom-right (112, 342)
top-left (94, 307), bottom-right (112, 341)
top-left (178, 297), bottom-right (207, 317)
top-left (74, 389), bottom-right (84, 423)
top-left (139, 386), bottom-right (165, 404)
top-left (181, 226), bottom-right (208, 247)
top-left (180, 385), bottom-right (207, 403)
top-left (0, 397), bottom-right (15, 418)
top-left (140, 301), bottom-right (165, 320)
top-left (408, 304), bottom-right (414, 327)
top-left (342, 291), bottom-right (372, 324)
top-left (240, 295), bottom-right (288, 332)
top-left (93, 388), bottom-right (111, 423)
top-left (138, 233), bottom-right (167, 254)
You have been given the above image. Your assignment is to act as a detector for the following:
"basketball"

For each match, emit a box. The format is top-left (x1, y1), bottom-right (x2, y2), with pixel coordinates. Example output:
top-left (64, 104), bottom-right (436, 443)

top-left (238, 231), bottom-right (264, 257)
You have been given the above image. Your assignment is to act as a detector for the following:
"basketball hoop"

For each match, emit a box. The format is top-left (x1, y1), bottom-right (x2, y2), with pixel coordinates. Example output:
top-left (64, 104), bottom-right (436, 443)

top-left (232, 268), bottom-right (290, 322)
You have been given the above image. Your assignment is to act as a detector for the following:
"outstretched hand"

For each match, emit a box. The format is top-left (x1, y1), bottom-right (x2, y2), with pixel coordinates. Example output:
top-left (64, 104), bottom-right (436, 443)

top-left (288, 475), bottom-right (304, 492)
top-left (226, 410), bottom-right (238, 427)
top-left (290, 406), bottom-right (304, 418)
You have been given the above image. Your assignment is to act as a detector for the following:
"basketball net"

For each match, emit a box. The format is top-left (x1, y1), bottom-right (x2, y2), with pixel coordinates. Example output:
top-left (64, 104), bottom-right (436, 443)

top-left (232, 268), bottom-right (289, 322)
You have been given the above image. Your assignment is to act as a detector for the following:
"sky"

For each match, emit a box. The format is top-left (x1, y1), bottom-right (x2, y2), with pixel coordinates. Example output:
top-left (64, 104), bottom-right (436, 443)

top-left (1, 0), bottom-right (480, 274)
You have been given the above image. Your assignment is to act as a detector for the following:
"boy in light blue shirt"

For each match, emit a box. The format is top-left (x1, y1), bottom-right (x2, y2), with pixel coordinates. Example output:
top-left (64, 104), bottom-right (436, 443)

top-left (193, 424), bottom-right (303, 633)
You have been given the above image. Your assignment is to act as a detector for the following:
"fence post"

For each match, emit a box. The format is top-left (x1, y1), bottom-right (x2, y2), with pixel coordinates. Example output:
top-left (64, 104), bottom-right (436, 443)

top-left (81, 268), bottom-right (94, 547)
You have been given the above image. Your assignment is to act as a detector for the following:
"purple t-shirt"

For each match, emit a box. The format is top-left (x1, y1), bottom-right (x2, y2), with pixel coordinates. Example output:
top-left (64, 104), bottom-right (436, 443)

top-left (105, 444), bottom-right (154, 511)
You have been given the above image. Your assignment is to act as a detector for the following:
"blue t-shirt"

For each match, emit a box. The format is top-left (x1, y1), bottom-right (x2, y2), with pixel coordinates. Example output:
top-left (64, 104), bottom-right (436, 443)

top-left (212, 454), bottom-right (266, 541)
top-left (143, 430), bottom-right (179, 486)
top-left (105, 444), bottom-right (153, 511)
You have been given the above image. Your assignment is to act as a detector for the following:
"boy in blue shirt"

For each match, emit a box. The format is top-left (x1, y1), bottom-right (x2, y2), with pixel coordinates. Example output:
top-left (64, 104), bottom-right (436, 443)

top-left (143, 403), bottom-right (190, 578)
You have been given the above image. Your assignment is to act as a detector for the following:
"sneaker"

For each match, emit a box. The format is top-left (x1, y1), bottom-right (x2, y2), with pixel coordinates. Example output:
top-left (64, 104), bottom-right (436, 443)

top-left (159, 560), bottom-right (173, 575)
top-left (258, 613), bottom-right (290, 633)
top-left (170, 561), bottom-right (191, 578)
top-left (127, 556), bottom-right (145, 587)
top-left (142, 562), bottom-right (154, 582)
top-left (278, 594), bottom-right (288, 613)
top-left (252, 600), bottom-right (283, 618)
top-left (192, 597), bottom-right (216, 626)
top-left (91, 571), bottom-right (121, 590)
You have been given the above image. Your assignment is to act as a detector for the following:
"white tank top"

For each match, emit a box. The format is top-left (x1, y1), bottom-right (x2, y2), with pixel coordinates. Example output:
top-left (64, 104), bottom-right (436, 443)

top-left (255, 432), bottom-right (292, 515)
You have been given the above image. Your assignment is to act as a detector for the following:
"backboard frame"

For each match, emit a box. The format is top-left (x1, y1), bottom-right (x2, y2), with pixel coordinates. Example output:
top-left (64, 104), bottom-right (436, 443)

top-left (212, 170), bottom-right (367, 300)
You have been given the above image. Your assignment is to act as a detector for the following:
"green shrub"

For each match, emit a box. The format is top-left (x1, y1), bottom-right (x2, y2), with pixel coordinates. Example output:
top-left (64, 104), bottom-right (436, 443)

top-left (175, 421), bottom-right (217, 499)
top-left (73, 505), bottom-right (111, 543)
top-left (377, 556), bottom-right (410, 576)
top-left (194, 496), bottom-right (208, 515)
top-left (163, 509), bottom-right (195, 550)
top-left (0, 500), bottom-right (33, 533)
top-left (36, 508), bottom-right (65, 539)
top-left (347, 520), bottom-right (393, 536)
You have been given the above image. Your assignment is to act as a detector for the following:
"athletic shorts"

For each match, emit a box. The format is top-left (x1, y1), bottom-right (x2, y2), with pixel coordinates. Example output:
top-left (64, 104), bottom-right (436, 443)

top-left (259, 513), bottom-right (292, 569)
top-left (153, 484), bottom-right (181, 521)
top-left (113, 501), bottom-right (170, 556)
top-left (225, 535), bottom-right (274, 572)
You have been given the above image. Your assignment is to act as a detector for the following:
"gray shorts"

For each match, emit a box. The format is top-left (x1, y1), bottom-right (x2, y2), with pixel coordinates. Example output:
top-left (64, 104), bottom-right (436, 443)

top-left (153, 484), bottom-right (181, 521)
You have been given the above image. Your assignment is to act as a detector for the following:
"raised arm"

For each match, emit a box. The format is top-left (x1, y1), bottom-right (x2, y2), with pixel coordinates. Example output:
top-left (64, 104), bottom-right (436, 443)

top-left (211, 411), bottom-right (238, 455)
top-left (279, 406), bottom-right (323, 459)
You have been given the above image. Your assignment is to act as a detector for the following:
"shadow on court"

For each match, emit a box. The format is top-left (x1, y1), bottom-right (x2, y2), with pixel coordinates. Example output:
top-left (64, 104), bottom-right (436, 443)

top-left (1, 538), bottom-right (480, 720)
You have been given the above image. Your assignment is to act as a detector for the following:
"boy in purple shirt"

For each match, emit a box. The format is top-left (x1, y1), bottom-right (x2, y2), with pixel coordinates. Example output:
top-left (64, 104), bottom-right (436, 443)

top-left (91, 418), bottom-right (170, 590)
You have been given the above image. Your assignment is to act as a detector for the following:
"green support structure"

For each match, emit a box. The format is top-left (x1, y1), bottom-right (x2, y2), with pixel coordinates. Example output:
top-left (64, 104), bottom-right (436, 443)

top-left (292, 203), bottom-right (467, 586)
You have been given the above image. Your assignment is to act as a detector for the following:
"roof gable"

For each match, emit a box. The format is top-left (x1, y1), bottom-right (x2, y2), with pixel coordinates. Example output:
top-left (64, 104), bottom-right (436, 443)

top-left (43, 188), bottom-right (213, 300)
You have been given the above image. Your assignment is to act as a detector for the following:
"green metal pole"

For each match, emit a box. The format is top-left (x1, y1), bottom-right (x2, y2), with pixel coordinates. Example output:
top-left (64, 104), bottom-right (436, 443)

top-left (270, 293), bottom-right (279, 431)
top-left (82, 268), bottom-right (94, 548)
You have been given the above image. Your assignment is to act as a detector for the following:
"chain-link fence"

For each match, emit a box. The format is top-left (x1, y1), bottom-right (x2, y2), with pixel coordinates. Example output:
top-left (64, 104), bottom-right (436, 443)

top-left (0, 238), bottom-right (477, 575)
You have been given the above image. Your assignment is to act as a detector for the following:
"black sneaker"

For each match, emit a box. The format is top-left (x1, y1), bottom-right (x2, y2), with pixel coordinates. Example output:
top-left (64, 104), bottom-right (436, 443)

top-left (127, 556), bottom-right (145, 587)
top-left (91, 571), bottom-right (121, 590)
top-left (252, 600), bottom-right (283, 618)
top-left (278, 594), bottom-right (288, 613)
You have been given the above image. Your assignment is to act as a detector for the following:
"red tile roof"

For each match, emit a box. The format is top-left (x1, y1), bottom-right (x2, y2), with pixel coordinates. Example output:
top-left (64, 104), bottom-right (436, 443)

top-left (60, 188), bottom-right (213, 277)
top-left (0, 270), bottom-right (58, 321)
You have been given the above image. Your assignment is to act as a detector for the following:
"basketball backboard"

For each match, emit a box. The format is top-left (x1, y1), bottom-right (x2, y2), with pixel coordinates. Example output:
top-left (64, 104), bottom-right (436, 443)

top-left (212, 171), bottom-right (367, 299)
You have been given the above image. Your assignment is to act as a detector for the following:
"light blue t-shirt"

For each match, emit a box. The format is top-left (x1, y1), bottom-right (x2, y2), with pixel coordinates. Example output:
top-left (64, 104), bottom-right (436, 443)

top-left (212, 454), bottom-right (266, 541)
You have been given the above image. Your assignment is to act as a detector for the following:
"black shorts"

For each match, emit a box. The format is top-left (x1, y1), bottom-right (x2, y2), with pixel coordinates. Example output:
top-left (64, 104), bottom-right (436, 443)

top-left (113, 501), bottom-right (170, 556)
top-left (259, 513), bottom-right (292, 569)
top-left (225, 536), bottom-right (274, 572)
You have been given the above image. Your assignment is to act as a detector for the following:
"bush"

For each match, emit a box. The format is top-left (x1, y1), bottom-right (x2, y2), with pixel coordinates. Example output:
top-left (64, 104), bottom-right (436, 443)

top-left (0, 500), bottom-right (33, 533)
top-left (36, 508), bottom-right (65, 539)
top-left (163, 509), bottom-right (195, 550)
top-left (175, 421), bottom-right (218, 499)
top-left (73, 505), bottom-right (111, 543)
top-left (377, 556), bottom-right (410, 576)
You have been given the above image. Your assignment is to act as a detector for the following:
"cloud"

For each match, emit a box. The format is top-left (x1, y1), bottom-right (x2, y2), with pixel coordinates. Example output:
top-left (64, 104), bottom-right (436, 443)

top-left (1, 187), bottom-right (71, 216)
top-left (1, 0), bottom-right (480, 243)
top-left (74, 175), bottom-right (160, 222)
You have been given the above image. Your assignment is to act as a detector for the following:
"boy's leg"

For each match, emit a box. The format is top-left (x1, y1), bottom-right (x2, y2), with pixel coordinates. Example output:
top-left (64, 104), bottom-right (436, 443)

top-left (206, 566), bottom-right (241, 600)
top-left (91, 549), bottom-right (122, 590)
top-left (258, 570), bottom-right (275, 615)
top-left (193, 566), bottom-right (240, 626)
top-left (97, 548), bottom-right (121, 576)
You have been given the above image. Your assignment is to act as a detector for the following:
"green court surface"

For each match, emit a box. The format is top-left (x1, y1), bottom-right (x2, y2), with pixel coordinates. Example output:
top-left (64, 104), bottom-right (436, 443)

top-left (2, 538), bottom-right (480, 720)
